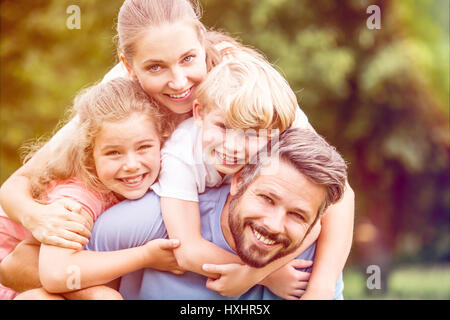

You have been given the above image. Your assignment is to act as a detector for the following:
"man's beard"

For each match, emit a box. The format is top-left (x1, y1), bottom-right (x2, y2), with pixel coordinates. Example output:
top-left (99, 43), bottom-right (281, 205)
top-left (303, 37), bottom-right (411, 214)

top-left (228, 192), bottom-right (304, 268)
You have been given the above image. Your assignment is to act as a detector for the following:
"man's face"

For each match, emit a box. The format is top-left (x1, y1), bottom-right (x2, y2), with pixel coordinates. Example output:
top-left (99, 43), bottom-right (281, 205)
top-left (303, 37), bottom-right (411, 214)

top-left (228, 159), bottom-right (326, 268)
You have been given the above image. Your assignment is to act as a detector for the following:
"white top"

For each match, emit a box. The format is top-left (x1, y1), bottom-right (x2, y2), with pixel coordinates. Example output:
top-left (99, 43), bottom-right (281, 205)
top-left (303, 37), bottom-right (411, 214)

top-left (102, 61), bottom-right (129, 82)
top-left (151, 108), bottom-right (310, 202)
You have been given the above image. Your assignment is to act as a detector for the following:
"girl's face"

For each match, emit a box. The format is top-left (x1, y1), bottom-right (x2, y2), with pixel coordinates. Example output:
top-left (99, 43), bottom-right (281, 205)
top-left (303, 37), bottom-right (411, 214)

top-left (128, 22), bottom-right (208, 115)
top-left (93, 114), bottom-right (161, 200)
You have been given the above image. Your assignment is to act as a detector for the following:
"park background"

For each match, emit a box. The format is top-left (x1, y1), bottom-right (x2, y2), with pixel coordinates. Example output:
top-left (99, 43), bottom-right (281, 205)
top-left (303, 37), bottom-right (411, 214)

top-left (0, 0), bottom-right (448, 299)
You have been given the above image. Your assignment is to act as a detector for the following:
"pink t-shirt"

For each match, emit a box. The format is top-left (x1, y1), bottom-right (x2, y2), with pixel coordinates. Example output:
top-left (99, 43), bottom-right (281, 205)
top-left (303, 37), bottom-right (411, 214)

top-left (0, 178), bottom-right (119, 300)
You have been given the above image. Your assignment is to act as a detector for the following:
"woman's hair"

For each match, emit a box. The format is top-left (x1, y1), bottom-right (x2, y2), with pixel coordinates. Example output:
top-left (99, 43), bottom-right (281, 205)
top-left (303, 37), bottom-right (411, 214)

top-left (116, 0), bottom-right (263, 71)
top-left (195, 50), bottom-right (298, 132)
top-left (24, 78), bottom-right (174, 200)
top-left (117, 0), bottom-right (205, 63)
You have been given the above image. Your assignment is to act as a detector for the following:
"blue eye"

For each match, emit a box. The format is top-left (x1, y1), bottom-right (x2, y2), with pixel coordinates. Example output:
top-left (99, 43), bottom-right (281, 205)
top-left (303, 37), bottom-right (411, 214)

top-left (184, 55), bottom-right (195, 63)
top-left (148, 65), bottom-right (162, 72)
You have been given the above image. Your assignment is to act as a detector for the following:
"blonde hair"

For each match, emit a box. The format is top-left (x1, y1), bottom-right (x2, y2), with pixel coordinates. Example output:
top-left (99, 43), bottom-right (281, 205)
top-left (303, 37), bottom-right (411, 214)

top-left (116, 0), bottom-right (259, 72)
top-left (117, 0), bottom-right (205, 62)
top-left (195, 51), bottom-right (298, 131)
top-left (24, 78), bottom-right (174, 200)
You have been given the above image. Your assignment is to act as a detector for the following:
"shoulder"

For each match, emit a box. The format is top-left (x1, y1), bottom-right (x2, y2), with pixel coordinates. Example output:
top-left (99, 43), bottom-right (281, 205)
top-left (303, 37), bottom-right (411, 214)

top-left (162, 118), bottom-right (199, 154)
top-left (198, 185), bottom-right (230, 217)
top-left (291, 107), bottom-right (310, 129)
top-left (46, 178), bottom-right (104, 220)
top-left (86, 192), bottom-right (166, 251)
top-left (160, 117), bottom-right (203, 166)
top-left (101, 62), bottom-right (130, 83)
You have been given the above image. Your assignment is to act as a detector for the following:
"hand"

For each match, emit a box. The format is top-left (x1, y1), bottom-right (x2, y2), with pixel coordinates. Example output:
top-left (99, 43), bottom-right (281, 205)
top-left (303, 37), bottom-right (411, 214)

top-left (202, 263), bottom-right (258, 297)
top-left (143, 239), bottom-right (185, 275)
top-left (261, 259), bottom-right (313, 300)
top-left (22, 198), bottom-right (93, 250)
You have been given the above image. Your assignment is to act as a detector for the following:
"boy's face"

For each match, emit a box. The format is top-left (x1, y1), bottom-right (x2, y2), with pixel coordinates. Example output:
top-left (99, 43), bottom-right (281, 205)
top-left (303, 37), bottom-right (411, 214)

top-left (195, 104), bottom-right (274, 175)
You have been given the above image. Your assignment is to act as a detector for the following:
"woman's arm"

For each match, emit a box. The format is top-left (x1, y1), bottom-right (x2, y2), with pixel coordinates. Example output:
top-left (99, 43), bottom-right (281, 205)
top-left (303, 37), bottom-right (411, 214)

top-left (301, 182), bottom-right (355, 299)
top-left (0, 119), bottom-right (91, 249)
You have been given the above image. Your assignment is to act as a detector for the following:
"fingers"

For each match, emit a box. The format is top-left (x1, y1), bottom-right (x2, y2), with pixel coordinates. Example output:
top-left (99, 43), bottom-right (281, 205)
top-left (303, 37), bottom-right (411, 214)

top-left (170, 269), bottom-right (185, 275)
top-left (43, 235), bottom-right (86, 250)
top-left (205, 277), bottom-right (219, 291)
top-left (59, 229), bottom-right (90, 247)
top-left (202, 263), bottom-right (227, 275)
top-left (58, 198), bottom-right (83, 214)
top-left (62, 208), bottom-right (93, 231)
top-left (284, 289), bottom-right (306, 300)
top-left (63, 221), bottom-right (92, 239)
top-left (290, 259), bottom-right (313, 269)
top-left (159, 239), bottom-right (181, 250)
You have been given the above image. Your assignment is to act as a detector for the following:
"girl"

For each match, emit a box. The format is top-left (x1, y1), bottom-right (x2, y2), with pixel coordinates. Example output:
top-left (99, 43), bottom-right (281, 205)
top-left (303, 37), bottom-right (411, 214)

top-left (1, 78), bottom-right (182, 299)
top-left (0, 0), bottom-right (354, 299)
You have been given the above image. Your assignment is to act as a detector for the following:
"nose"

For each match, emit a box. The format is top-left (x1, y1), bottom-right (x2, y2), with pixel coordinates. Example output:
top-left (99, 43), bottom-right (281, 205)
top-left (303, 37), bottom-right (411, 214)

top-left (262, 209), bottom-right (285, 235)
top-left (123, 153), bottom-right (140, 172)
top-left (223, 130), bottom-right (245, 155)
top-left (168, 66), bottom-right (187, 91)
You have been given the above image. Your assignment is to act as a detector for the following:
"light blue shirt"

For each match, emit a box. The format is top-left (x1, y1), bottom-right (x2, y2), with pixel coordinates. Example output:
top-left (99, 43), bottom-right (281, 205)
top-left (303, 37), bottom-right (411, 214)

top-left (87, 185), bottom-right (344, 299)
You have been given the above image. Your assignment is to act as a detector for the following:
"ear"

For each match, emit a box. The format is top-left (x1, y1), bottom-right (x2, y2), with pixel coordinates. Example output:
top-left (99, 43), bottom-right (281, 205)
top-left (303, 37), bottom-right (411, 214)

top-left (230, 171), bottom-right (243, 196)
top-left (121, 55), bottom-right (138, 81)
top-left (192, 99), bottom-right (204, 127)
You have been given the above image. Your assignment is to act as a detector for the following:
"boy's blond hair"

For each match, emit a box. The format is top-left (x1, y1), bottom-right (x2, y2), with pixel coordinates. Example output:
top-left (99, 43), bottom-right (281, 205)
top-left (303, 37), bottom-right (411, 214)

top-left (195, 50), bottom-right (298, 132)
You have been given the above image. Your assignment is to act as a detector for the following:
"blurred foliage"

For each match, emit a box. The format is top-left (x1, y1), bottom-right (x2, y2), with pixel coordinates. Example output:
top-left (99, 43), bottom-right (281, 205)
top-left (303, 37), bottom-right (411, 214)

top-left (343, 265), bottom-right (450, 299)
top-left (1, 0), bottom-right (449, 286)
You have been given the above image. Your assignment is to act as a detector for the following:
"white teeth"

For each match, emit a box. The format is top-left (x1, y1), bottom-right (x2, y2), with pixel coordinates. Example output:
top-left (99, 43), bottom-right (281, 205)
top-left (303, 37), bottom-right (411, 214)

top-left (122, 175), bottom-right (144, 184)
top-left (253, 229), bottom-right (276, 245)
top-left (216, 151), bottom-right (240, 164)
top-left (169, 89), bottom-right (190, 99)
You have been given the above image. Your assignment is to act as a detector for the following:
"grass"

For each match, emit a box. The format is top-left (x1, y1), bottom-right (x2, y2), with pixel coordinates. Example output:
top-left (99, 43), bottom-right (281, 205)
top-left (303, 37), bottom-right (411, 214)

top-left (342, 264), bottom-right (450, 300)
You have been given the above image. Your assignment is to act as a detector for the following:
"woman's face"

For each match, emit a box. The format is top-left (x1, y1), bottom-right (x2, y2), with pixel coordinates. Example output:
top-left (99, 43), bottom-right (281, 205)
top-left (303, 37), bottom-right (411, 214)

top-left (128, 22), bottom-right (208, 115)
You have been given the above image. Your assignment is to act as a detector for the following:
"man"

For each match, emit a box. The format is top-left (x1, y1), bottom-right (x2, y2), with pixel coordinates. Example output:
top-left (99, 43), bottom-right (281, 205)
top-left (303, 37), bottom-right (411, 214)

top-left (86, 128), bottom-right (348, 299)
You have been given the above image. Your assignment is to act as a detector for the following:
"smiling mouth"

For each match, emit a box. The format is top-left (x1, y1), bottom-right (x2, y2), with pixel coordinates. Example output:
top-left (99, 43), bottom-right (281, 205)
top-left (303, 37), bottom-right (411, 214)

top-left (215, 150), bottom-right (244, 165)
top-left (166, 87), bottom-right (192, 100)
top-left (118, 173), bottom-right (147, 186)
top-left (252, 227), bottom-right (277, 246)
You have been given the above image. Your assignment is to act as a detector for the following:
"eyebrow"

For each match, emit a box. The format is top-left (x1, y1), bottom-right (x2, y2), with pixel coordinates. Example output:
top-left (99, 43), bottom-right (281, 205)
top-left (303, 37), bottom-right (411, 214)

top-left (100, 139), bottom-right (157, 151)
top-left (255, 187), bottom-right (311, 218)
top-left (141, 49), bottom-right (197, 66)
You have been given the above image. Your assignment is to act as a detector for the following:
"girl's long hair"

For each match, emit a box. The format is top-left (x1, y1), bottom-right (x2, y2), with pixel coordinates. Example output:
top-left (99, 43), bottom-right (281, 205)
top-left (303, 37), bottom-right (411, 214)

top-left (23, 78), bottom-right (174, 200)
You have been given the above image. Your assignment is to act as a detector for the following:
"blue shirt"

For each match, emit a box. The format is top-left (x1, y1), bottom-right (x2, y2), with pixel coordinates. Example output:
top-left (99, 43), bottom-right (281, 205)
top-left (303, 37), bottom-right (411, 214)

top-left (87, 185), bottom-right (344, 299)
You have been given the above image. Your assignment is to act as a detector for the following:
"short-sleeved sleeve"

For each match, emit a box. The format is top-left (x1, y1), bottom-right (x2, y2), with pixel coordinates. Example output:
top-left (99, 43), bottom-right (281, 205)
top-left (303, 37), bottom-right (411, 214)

top-left (150, 118), bottom-right (222, 202)
top-left (86, 192), bottom-right (167, 252)
top-left (46, 179), bottom-right (118, 222)
top-left (151, 155), bottom-right (201, 202)
top-left (101, 61), bottom-right (130, 83)
top-left (291, 107), bottom-right (310, 129)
